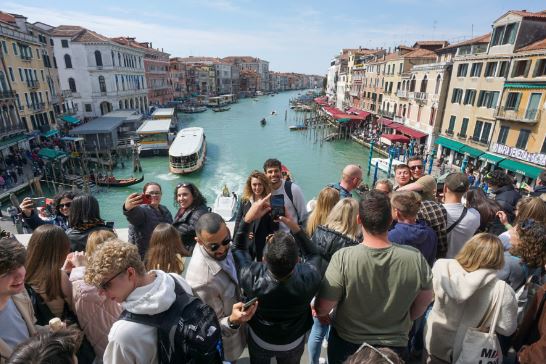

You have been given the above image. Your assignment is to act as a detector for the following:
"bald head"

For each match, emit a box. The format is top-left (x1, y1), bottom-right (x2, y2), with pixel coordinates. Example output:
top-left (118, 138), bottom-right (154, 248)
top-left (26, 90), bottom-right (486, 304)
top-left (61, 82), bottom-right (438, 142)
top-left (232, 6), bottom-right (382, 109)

top-left (341, 164), bottom-right (363, 191)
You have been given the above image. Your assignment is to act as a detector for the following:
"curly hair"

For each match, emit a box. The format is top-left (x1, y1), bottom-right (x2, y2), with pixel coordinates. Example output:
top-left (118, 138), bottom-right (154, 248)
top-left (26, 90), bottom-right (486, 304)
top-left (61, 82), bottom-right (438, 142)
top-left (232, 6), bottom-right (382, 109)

top-left (484, 170), bottom-right (513, 188)
top-left (242, 170), bottom-right (271, 202)
top-left (510, 220), bottom-right (546, 268)
top-left (173, 183), bottom-right (207, 209)
top-left (84, 239), bottom-right (145, 287)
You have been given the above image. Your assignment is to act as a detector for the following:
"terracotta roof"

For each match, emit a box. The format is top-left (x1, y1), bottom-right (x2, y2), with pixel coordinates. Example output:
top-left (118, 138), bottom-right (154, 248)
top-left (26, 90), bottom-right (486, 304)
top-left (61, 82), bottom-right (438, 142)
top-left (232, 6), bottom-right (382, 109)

top-left (403, 48), bottom-right (437, 58)
top-left (413, 40), bottom-right (449, 47)
top-left (73, 29), bottom-right (111, 43)
top-left (505, 10), bottom-right (546, 20)
top-left (0, 12), bottom-right (16, 25)
top-left (50, 25), bottom-right (86, 37)
top-left (517, 36), bottom-right (546, 52)
top-left (439, 33), bottom-right (491, 51)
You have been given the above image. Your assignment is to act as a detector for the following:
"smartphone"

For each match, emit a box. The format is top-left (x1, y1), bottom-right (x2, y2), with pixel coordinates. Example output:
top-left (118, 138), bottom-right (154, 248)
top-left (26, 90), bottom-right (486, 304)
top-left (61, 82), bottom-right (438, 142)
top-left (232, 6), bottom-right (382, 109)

top-left (31, 197), bottom-right (46, 208)
top-left (140, 194), bottom-right (152, 204)
top-left (243, 297), bottom-right (258, 311)
top-left (105, 221), bottom-right (115, 229)
top-left (270, 194), bottom-right (285, 219)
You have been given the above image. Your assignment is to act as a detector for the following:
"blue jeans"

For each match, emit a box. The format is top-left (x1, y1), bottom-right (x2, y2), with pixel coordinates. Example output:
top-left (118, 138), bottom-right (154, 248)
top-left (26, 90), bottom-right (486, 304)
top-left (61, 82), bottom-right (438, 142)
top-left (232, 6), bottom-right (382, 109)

top-left (307, 317), bottom-right (329, 364)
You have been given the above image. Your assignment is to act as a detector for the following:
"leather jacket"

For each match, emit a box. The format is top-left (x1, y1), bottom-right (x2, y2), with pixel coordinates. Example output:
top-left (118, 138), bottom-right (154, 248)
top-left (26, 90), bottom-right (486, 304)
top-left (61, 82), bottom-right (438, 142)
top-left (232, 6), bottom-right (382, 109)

top-left (311, 225), bottom-right (360, 275)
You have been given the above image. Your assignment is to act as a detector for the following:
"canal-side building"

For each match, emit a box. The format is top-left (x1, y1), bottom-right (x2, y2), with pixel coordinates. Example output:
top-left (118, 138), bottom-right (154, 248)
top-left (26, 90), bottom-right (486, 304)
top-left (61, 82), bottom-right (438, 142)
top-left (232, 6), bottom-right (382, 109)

top-left (51, 25), bottom-right (148, 119)
top-left (169, 58), bottom-right (187, 99)
top-left (111, 37), bottom-right (172, 106)
top-left (223, 56), bottom-right (269, 93)
top-left (361, 52), bottom-right (386, 114)
top-left (0, 12), bottom-right (58, 133)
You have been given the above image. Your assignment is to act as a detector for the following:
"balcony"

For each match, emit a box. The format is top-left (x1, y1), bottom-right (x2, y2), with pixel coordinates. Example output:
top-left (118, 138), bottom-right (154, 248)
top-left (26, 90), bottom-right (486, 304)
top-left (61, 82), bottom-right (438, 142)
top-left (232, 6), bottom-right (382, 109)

top-left (20, 54), bottom-right (32, 62)
top-left (30, 102), bottom-right (46, 112)
top-left (378, 109), bottom-right (395, 119)
top-left (396, 90), bottom-right (408, 99)
top-left (26, 80), bottom-right (39, 89)
top-left (445, 129), bottom-right (454, 136)
top-left (0, 90), bottom-right (16, 99)
top-left (495, 106), bottom-right (541, 124)
top-left (62, 90), bottom-right (73, 98)
top-left (469, 136), bottom-right (490, 147)
top-left (456, 132), bottom-right (467, 140)
top-left (413, 92), bottom-right (428, 103)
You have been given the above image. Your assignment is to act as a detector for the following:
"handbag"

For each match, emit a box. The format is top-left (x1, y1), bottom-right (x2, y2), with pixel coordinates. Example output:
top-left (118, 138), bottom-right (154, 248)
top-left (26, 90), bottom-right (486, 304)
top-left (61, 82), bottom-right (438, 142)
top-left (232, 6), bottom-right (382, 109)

top-left (455, 281), bottom-right (505, 364)
top-left (515, 273), bottom-right (542, 325)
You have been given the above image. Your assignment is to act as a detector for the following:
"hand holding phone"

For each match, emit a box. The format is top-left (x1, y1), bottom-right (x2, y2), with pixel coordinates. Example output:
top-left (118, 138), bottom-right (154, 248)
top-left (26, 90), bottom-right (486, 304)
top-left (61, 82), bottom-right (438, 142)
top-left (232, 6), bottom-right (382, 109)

top-left (243, 297), bottom-right (258, 311)
top-left (31, 197), bottom-right (46, 208)
top-left (140, 194), bottom-right (152, 205)
top-left (270, 194), bottom-right (285, 220)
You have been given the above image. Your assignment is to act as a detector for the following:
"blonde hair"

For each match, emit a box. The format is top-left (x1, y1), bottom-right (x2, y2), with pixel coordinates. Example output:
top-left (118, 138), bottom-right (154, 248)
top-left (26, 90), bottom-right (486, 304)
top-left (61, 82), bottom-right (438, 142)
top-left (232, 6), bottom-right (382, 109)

top-left (306, 187), bottom-right (340, 236)
top-left (86, 229), bottom-right (117, 257)
top-left (515, 197), bottom-right (546, 225)
top-left (84, 239), bottom-right (145, 287)
top-left (324, 198), bottom-right (360, 240)
top-left (455, 233), bottom-right (504, 272)
top-left (391, 191), bottom-right (422, 218)
top-left (145, 223), bottom-right (188, 274)
top-left (242, 170), bottom-right (271, 202)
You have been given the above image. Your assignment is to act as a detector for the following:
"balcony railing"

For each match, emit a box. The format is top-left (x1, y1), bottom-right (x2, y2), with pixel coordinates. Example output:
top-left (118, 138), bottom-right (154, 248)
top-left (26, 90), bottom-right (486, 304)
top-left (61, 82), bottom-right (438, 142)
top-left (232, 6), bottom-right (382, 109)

top-left (456, 132), bottom-right (467, 140)
top-left (0, 90), bottom-right (16, 99)
top-left (396, 90), bottom-right (408, 98)
top-left (413, 92), bottom-right (428, 102)
top-left (62, 90), bottom-right (73, 98)
top-left (20, 54), bottom-right (32, 62)
top-left (26, 80), bottom-right (39, 89)
top-left (378, 109), bottom-right (395, 119)
top-left (495, 107), bottom-right (541, 123)
top-left (469, 136), bottom-right (490, 146)
top-left (30, 102), bottom-right (45, 112)
top-left (445, 129), bottom-right (454, 136)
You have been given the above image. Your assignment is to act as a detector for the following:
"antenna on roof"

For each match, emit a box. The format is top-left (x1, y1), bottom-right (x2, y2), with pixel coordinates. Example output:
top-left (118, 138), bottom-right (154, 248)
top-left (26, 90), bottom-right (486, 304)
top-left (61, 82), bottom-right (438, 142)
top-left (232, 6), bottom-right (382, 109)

top-left (471, 24), bottom-right (474, 38)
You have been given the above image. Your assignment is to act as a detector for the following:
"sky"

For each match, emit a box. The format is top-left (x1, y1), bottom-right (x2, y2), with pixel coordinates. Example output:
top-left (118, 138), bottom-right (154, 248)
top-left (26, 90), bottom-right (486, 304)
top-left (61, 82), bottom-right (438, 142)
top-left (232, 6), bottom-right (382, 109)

top-left (2, 0), bottom-right (545, 75)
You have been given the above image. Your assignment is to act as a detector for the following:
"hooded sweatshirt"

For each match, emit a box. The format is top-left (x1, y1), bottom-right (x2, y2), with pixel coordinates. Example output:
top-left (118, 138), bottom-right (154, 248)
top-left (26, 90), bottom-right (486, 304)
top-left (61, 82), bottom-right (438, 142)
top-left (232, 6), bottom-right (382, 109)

top-left (388, 220), bottom-right (438, 266)
top-left (424, 259), bottom-right (517, 363)
top-left (103, 270), bottom-right (192, 364)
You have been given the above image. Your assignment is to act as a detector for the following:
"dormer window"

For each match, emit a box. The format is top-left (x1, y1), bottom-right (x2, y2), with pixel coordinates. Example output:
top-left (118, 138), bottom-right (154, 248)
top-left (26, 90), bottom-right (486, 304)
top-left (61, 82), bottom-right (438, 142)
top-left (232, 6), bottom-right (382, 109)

top-left (491, 23), bottom-right (519, 46)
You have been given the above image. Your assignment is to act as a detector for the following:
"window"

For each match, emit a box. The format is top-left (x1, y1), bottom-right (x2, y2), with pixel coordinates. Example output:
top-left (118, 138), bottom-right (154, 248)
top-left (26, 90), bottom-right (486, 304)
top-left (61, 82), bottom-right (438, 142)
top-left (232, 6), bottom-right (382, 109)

top-left (85, 104), bottom-right (92, 112)
top-left (470, 63), bottom-right (483, 77)
top-left (498, 126), bottom-right (510, 144)
top-left (541, 137), bottom-right (546, 154)
top-left (485, 62), bottom-right (497, 77)
top-left (463, 89), bottom-right (476, 105)
top-left (534, 59), bottom-right (546, 77)
top-left (1, 41), bottom-right (6, 54)
top-left (502, 23), bottom-right (518, 45)
top-left (12, 43), bottom-right (18, 55)
top-left (451, 88), bottom-right (463, 103)
top-left (505, 92), bottom-right (521, 110)
top-left (99, 76), bottom-right (106, 93)
top-left (491, 26), bottom-right (504, 46)
top-left (36, 49), bottom-right (40, 59)
top-left (61, 39), bottom-right (69, 48)
top-left (447, 115), bottom-right (456, 132)
top-left (497, 61), bottom-right (509, 78)
top-left (477, 90), bottom-right (500, 108)
top-left (512, 60), bottom-right (530, 77)
top-left (64, 54), bottom-right (72, 69)
top-left (457, 63), bottom-right (468, 77)
top-left (420, 76), bottom-right (428, 93)
top-left (95, 50), bottom-right (103, 67)
top-left (473, 121), bottom-right (483, 141)
top-left (68, 77), bottom-right (77, 92)
top-left (516, 129), bottom-right (531, 149)
top-left (50, 39), bottom-right (54, 46)
top-left (460, 118), bottom-right (469, 136)
top-left (8, 67), bottom-right (14, 82)
top-left (434, 75), bottom-right (441, 94)
top-left (481, 122), bottom-right (492, 143)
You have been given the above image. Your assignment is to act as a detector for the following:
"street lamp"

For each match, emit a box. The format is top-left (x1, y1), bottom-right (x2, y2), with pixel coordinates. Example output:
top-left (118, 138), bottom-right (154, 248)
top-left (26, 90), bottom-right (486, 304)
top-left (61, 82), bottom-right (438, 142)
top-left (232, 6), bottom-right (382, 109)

top-left (367, 138), bottom-right (375, 176)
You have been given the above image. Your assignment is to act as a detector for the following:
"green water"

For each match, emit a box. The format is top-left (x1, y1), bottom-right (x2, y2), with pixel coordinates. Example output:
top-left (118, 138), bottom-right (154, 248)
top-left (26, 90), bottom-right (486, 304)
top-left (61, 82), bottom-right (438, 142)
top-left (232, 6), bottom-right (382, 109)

top-left (95, 90), bottom-right (374, 226)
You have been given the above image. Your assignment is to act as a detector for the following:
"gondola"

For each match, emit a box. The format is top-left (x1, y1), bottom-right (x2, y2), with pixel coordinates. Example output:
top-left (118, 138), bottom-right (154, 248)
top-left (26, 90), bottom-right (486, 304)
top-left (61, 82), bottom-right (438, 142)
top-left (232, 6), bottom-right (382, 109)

top-left (260, 118), bottom-right (266, 126)
top-left (95, 175), bottom-right (144, 187)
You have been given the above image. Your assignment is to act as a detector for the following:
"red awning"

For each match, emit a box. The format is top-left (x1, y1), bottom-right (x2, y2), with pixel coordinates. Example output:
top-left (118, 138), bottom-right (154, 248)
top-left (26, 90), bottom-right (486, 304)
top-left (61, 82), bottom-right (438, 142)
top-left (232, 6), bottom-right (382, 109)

top-left (378, 117), bottom-right (394, 126)
top-left (322, 106), bottom-right (344, 116)
top-left (314, 97), bottom-right (328, 105)
top-left (394, 125), bottom-right (428, 139)
top-left (333, 113), bottom-right (367, 120)
top-left (381, 134), bottom-right (410, 143)
top-left (347, 107), bottom-right (371, 118)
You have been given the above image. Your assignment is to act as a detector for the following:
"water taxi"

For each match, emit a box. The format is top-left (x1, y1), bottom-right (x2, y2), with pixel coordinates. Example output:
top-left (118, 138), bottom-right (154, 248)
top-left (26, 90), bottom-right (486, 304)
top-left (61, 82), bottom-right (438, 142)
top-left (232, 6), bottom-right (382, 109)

top-left (370, 157), bottom-right (405, 173)
top-left (168, 127), bottom-right (207, 174)
top-left (137, 119), bottom-right (175, 156)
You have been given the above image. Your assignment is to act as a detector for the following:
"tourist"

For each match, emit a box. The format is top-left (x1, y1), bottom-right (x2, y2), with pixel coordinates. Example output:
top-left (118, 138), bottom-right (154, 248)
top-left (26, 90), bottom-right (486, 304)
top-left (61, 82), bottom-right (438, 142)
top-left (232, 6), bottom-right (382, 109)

top-left (442, 173), bottom-right (481, 258)
top-left (84, 240), bottom-right (222, 363)
top-left (530, 170), bottom-right (546, 202)
top-left (263, 158), bottom-right (308, 231)
top-left (144, 223), bottom-right (188, 274)
top-left (20, 191), bottom-right (76, 231)
top-left (389, 191), bottom-right (438, 266)
top-left (65, 195), bottom-right (113, 252)
top-left (498, 196), bottom-right (546, 250)
top-left (393, 164), bottom-right (411, 191)
top-left (464, 188), bottom-right (503, 234)
top-left (185, 213), bottom-right (257, 362)
top-left (0, 238), bottom-right (40, 362)
top-left (416, 199), bottom-right (448, 259)
top-left (68, 229), bottom-right (121, 359)
top-left (306, 186), bottom-right (340, 237)
top-left (123, 182), bottom-right (173, 258)
top-left (232, 194), bottom-right (322, 364)
top-left (315, 191), bottom-right (433, 363)
top-left (485, 169), bottom-right (522, 224)
top-left (233, 171), bottom-right (275, 261)
top-left (398, 156), bottom-right (437, 201)
top-left (7, 205), bottom-right (18, 225)
top-left (513, 282), bottom-right (546, 362)
top-left (7, 328), bottom-right (81, 364)
top-left (343, 343), bottom-right (403, 364)
top-left (25, 225), bottom-right (74, 324)
top-left (374, 179), bottom-right (393, 197)
top-left (327, 164), bottom-right (363, 198)
top-left (308, 198), bottom-right (360, 364)
top-left (424, 233), bottom-right (517, 363)
top-left (172, 182), bottom-right (209, 254)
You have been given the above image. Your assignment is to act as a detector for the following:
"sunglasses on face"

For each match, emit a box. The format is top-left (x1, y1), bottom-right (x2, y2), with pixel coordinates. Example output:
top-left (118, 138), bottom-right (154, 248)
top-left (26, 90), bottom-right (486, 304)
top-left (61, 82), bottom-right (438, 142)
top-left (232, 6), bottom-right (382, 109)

top-left (58, 202), bottom-right (71, 209)
top-left (99, 269), bottom-right (125, 291)
top-left (206, 234), bottom-right (232, 252)
top-left (409, 165), bottom-right (423, 170)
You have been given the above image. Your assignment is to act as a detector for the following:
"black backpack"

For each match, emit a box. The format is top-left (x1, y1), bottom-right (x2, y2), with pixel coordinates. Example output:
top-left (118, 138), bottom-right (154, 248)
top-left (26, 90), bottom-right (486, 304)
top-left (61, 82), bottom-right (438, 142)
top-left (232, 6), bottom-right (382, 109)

top-left (119, 279), bottom-right (224, 364)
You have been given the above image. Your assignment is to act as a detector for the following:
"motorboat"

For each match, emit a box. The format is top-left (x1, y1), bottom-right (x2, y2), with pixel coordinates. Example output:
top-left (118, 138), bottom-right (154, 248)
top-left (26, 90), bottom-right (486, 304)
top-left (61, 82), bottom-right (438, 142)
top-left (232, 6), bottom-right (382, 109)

top-left (212, 106), bottom-right (231, 112)
top-left (260, 118), bottom-right (266, 126)
top-left (168, 127), bottom-right (206, 174)
top-left (179, 105), bottom-right (207, 113)
top-left (212, 186), bottom-right (238, 221)
top-left (370, 157), bottom-right (405, 173)
top-left (289, 125), bottom-right (307, 131)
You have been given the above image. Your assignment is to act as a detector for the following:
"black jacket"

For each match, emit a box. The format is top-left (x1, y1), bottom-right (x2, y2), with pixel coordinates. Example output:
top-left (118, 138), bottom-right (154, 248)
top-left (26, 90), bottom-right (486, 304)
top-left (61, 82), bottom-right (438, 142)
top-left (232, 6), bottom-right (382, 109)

top-left (66, 224), bottom-right (114, 252)
top-left (493, 184), bottom-right (522, 222)
top-left (123, 204), bottom-right (173, 257)
top-left (531, 185), bottom-right (546, 201)
top-left (233, 200), bottom-right (277, 261)
top-left (311, 225), bottom-right (360, 276)
top-left (232, 221), bottom-right (322, 345)
top-left (173, 204), bottom-right (209, 253)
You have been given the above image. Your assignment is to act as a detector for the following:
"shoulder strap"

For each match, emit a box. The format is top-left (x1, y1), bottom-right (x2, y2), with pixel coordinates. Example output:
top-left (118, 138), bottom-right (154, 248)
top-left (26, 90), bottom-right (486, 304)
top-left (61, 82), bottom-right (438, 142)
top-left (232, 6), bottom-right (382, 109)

top-left (489, 281), bottom-right (506, 335)
top-left (283, 180), bottom-right (301, 223)
top-left (446, 207), bottom-right (468, 234)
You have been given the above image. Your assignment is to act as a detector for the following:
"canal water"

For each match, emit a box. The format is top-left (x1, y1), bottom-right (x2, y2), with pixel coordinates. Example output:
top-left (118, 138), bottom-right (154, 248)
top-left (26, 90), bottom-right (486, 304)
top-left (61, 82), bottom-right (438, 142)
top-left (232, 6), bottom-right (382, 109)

top-left (95, 90), bottom-right (374, 226)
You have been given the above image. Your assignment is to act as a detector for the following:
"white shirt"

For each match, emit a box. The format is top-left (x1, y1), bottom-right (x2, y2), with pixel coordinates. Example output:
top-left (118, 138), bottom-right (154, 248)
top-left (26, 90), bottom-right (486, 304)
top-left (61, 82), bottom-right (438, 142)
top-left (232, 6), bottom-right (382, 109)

top-left (271, 180), bottom-right (308, 232)
top-left (443, 203), bottom-right (481, 258)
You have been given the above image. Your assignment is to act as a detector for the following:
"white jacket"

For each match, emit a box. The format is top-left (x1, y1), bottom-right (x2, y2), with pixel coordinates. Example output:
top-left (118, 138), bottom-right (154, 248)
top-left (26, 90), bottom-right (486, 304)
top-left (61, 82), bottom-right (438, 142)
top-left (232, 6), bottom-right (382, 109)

top-left (103, 270), bottom-right (192, 364)
top-left (424, 259), bottom-right (517, 362)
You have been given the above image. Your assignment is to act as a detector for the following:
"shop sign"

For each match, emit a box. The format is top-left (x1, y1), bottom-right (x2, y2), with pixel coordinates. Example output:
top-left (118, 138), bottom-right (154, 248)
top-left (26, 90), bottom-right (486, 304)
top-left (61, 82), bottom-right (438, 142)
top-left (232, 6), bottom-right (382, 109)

top-left (490, 143), bottom-right (546, 166)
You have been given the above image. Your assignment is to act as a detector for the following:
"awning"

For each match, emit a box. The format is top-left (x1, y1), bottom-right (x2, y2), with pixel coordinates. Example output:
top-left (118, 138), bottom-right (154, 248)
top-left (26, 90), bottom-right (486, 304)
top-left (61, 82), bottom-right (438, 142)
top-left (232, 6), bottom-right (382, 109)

top-left (322, 106), bottom-right (344, 116)
top-left (381, 134), bottom-right (410, 144)
top-left (347, 107), bottom-right (371, 118)
top-left (479, 153), bottom-right (505, 165)
top-left (0, 134), bottom-right (29, 150)
top-left (41, 129), bottom-right (59, 138)
top-left (498, 159), bottom-right (543, 178)
top-left (435, 136), bottom-right (465, 152)
top-left (38, 148), bottom-right (67, 160)
top-left (394, 125), bottom-right (428, 139)
top-left (504, 83), bottom-right (546, 89)
top-left (61, 115), bottom-right (80, 124)
top-left (333, 113), bottom-right (367, 121)
top-left (460, 145), bottom-right (484, 158)
top-left (378, 118), bottom-right (394, 126)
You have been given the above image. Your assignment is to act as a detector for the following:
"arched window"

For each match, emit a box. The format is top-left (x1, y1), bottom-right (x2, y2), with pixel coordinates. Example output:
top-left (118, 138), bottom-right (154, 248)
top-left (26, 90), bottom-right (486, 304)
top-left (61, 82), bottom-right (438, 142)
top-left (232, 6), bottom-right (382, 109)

top-left (111, 51), bottom-right (115, 66)
top-left (68, 77), bottom-right (77, 92)
top-left (119, 100), bottom-right (123, 109)
top-left (434, 75), bottom-right (441, 94)
top-left (99, 76), bottom-right (106, 93)
top-left (118, 53), bottom-right (121, 66)
top-left (409, 76), bottom-right (416, 92)
top-left (64, 54), bottom-right (72, 69)
top-left (95, 50), bottom-right (103, 67)
top-left (420, 75), bottom-right (428, 93)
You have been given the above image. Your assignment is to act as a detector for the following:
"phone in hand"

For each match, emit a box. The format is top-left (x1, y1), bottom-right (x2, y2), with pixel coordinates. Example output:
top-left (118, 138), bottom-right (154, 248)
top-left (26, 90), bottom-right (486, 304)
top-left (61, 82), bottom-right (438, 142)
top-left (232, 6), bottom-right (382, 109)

top-left (243, 297), bottom-right (258, 311)
top-left (31, 197), bottom-right (46, 208)
top-left (140, 194), bottom-right (152, 204)
top-left (270, 194), bottom-right (285, 220)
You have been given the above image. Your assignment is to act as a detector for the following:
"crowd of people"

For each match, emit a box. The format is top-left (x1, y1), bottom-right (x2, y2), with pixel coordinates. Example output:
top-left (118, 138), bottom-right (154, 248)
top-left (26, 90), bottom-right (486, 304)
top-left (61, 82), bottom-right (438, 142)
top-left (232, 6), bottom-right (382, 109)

top-left (0, 156), bottom-right (546, 364)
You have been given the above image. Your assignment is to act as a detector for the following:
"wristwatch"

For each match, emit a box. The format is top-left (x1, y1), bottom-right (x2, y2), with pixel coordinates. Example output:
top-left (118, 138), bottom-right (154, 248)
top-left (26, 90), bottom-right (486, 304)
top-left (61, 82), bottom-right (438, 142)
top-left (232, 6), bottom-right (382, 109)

top-left (227, 317), bottom-right (240, 329)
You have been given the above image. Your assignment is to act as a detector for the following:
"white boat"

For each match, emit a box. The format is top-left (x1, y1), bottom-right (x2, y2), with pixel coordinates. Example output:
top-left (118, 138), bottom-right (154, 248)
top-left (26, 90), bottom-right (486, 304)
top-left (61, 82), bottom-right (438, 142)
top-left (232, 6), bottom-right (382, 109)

top-left (168, 127), bottom-right (206, 174)
top-left (371, 157), bottom-right (405, 173)
top-left (212, 187), bottom-right (238, 221)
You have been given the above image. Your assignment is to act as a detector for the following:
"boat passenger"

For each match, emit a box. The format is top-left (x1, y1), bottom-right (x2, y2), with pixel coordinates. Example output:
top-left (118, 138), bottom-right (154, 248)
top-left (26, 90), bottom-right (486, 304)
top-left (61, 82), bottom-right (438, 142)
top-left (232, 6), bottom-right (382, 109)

top-left (172, 182), bottom-right (209, 254)
top-left (123, 182), bottom-right (173, 258)
top-left (20, 191), bottom-right (77, 231)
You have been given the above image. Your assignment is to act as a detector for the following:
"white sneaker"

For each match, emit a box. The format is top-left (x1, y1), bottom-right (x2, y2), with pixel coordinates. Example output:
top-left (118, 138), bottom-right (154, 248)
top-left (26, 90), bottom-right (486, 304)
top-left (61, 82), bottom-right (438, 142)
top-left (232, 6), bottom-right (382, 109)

top-left (322, 339), bottom-right (328, 349)
top-left (319, 358), bottom-right (327, 364)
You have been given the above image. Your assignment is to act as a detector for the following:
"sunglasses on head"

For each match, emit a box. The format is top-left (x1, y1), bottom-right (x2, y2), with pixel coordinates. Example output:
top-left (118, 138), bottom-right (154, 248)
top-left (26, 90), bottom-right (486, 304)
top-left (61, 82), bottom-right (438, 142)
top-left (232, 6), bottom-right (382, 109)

top-left (206, 234), bottom-right (232, 252)
top-left (58, 202), bottom-right (71, 209)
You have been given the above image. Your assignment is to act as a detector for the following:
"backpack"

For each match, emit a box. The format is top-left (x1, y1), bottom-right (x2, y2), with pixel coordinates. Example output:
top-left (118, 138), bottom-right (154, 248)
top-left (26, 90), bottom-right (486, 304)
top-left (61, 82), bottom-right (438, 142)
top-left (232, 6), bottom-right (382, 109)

top-left (119, 279), bottom-right (224, 364)
top-left (284, 180), bottom-right (301, 225)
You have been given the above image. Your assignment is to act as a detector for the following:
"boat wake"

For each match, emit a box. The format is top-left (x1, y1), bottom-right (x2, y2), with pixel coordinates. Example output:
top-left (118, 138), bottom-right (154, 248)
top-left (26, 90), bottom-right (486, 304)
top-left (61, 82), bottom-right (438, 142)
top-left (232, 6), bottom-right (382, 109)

top-left (156, 173), bottom-right (180, 181)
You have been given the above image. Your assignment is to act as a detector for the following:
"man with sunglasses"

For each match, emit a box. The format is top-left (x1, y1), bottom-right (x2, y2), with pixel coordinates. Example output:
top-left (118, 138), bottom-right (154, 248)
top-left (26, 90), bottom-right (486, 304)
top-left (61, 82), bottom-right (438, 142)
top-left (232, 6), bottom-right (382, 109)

top-left (185, 213), bottom-right (257, 363)
top-left (328, 164), bottom-right (363, 198)
top-left (397, 156), bottom-right (437, 202)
